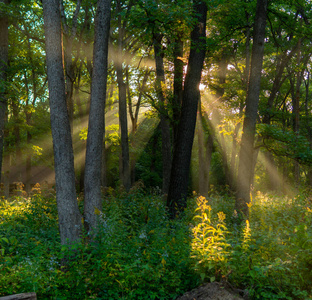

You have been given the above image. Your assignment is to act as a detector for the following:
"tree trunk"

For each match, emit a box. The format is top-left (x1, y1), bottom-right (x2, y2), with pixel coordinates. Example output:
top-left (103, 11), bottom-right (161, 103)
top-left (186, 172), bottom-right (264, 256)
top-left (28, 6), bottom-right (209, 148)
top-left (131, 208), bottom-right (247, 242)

top-left (127, 68), bottom-right (149, 184)
top-left (304, 72), bottom-right (312, 186)
top-left (153, 33), bottom-right (172, 195)
top-left (24, 38), bottom-right (36, 193)
top-left (42, 0), bottom-right (82, 244)
top-left (167, 0), bottom-right (207, 218)
top-left (84, 0), bottom-right (111, 231)
top-left (116, 0), bottom-right (131, 191)
top-left (0, 292), bottom-right (37, 300)
top-left (172, 36), bottom-right (183, 150)
top-left (0, 0), bottom-right (8, 185)
top-left (231, 21), bottom-right (250, 188)
top-left (12, 100), bottom-right (22, 179)
top-left (236, 0), bottom-right (267, 217)
top-left (293, 39), bottom-right (301, 186)
top-left (197, 110), bottom-right (212, 197)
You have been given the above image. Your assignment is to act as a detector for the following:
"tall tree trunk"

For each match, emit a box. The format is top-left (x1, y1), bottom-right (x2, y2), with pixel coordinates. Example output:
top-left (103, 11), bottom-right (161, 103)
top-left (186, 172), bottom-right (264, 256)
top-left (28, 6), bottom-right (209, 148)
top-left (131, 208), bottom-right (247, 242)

top-left (42, 0), bottom-right (82, 245)
top-left (304, 72), bottom-right (312, 186)
top-left (197, 107), bottom-right (212, 197)
top-left (0, 0), bottom-right (8, 185)
top-left (172, 36), bottom-right (183, 150)
top-left (236, 0), bottom-right (268, 217)
top-left (73, 70), bottom-right (87, 193)
top-left (3, 123), bottom-right (9, 198)
top-left (127, 68), bottom-right (149, 184)
top-left (231, 18), bottom-right (251, 187)
top-left (116, 0), bottom-right (131, 191)
top-left (84, 0), bottom-right (111, 231)
top-left (24, 38), bottom-right (36, 193)
top-left (167, 0), bottom-right (207, 218)
top-left (12, 100), bottom-right (22, 180)
top-left (153, 33), bottom-right (172, 195)
top-left (293, 39), bottom-right (301, 186)
top-left (197, 114), bottom-right (206, 196)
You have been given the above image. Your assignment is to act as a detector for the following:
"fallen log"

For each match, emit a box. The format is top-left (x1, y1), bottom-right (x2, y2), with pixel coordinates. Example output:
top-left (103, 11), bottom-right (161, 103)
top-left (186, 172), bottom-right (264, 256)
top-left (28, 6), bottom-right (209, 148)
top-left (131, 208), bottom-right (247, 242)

top-left (0, 293), bottom-right (37, 300)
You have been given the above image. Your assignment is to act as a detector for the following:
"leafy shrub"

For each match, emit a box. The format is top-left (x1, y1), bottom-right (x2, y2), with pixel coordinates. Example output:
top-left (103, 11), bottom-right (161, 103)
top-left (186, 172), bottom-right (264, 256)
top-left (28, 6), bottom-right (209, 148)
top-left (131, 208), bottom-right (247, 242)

top-left (0, 189), bottom-right (198, 299)
top-left (228, 191), bottom-right (312, 299)
top-left (1, 189), bottom-right (312, 299)
top-left (190, 196), bottom-right (231, 282)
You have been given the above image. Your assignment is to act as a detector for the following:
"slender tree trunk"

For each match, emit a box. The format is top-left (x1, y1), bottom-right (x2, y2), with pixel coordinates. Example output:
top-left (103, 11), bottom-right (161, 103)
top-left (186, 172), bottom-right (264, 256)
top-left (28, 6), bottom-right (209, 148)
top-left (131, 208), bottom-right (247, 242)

top-left (304, 72), bottom-right (312, 186)
top-left (73, 71), bottom-right (87, 193)
top-left (231, 20), bottom-right (251, 187)
top-left (198, 114), bottom-right (206, 196)
top-left (116, 0), bottom-right (131, 191)
top-left (12, 100), bottom-right (22, 181)
top-left (153, 33), bottom-right (172, 195)
top-left (3, 128), bottom-right (9, 198)
top-left (172, 36), bottom-right (183, 150)
top-left (293, 40), bottom-right (301, 186)
top-left (24, 38), bottom-right (37, 193)
top-left (127, 69), bottom-right (149, 184)
top-left (42, 0), bottom-right (82, 244)
top-left (236, 0), bottom-right (268, 217)
top-left (197, 110), bottom-right (212, 197)
top-left (198, 100), bottom-right (214, 196)
top-left (0, 0), bottom-right (8, 184)
top-left (167, 0), bottom-right (207, 218)
top-left (26, 131), bottom-right (31, 192)
top-left (84, 0), bottom-right (111, 231)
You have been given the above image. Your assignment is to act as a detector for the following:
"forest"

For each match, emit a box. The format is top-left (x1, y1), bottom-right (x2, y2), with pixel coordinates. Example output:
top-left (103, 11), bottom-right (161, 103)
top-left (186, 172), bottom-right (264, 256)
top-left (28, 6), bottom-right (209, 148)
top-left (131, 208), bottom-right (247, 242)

top-left (1, 0), bottom-right (312, 299)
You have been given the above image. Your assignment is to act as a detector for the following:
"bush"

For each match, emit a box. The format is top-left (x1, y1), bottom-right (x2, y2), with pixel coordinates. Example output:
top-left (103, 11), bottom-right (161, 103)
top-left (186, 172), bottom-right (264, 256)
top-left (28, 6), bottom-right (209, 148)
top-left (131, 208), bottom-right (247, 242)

top-left (0, 189), bottom-right (197, 299)
top-left (0, 189), bottom-right (312, 299)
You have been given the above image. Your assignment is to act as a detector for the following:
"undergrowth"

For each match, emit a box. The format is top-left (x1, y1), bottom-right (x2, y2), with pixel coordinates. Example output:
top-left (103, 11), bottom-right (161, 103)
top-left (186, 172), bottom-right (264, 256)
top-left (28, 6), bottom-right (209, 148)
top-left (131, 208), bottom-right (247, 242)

top-left (0, 185), bottom-right (312, 299)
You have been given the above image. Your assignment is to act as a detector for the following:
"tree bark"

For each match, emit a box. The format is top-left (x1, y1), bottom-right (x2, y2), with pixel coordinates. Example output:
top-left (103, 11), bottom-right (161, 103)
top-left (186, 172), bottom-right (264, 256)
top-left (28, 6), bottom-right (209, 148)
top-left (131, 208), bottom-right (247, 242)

top-left (293, 39), bottom-right (302, 186)
top-left (84, 0), bottom-right (111, 231)
top-left (304, 72), bottom-right (312, 186)
top-left (0, 292), bottom-right (37, 300)
top-left (0, 0), bottom-right (8, 185)
top-left (172, 36), bottom-right (183, 150)
top-left (167, 0), bottom-right (207, 218)
top-left (42, 0), bottom-right (82, 244)
top-left (235, 0), bottom-right (268, 217)
top-left (153, 33), bottom-right (172, 195)
top-left (12, 100), bottom-right (22, 178)
top-left (116, 0), bottom-right (131, 191)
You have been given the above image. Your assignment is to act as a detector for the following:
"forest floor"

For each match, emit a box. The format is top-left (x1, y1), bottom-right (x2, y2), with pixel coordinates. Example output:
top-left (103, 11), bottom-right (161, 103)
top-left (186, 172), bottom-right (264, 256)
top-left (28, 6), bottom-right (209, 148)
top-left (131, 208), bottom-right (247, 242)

top-left (176, 282), bottom-right (248, 300)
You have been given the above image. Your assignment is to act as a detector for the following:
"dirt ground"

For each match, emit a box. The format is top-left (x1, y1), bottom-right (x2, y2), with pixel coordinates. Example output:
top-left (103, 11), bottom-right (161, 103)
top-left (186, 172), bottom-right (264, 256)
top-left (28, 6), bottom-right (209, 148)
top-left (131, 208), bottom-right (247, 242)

top-left (176, 282), bottom-right (249, 300)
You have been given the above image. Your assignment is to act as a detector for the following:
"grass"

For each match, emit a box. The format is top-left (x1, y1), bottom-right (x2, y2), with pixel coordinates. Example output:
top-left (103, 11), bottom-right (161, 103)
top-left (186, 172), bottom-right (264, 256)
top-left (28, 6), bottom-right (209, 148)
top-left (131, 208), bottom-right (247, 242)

top-left (0, 185), bottom-right (312, 299)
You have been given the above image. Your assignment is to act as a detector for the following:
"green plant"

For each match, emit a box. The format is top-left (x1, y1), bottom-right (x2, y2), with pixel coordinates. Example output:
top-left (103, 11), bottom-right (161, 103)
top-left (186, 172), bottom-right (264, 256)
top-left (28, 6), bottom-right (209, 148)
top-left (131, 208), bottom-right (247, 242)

top-left (191, 196), bottom-right (231, 282)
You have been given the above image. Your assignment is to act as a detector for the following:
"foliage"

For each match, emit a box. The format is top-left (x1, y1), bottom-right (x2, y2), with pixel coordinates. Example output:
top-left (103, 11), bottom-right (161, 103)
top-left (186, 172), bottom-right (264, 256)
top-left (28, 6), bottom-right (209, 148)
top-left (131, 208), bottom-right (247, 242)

top-left (1, 188), bottom-right (312, 299)
top-left (191, 196), bottom-right (230, 283)
top-left (0, 188), bottom-right (198, 299)
top-left (135, 125), bottom-right (163, 189)
top-left (227, 191), bottom-right (312, 299)
top-left (258, 124), bottom-right (312, 165)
